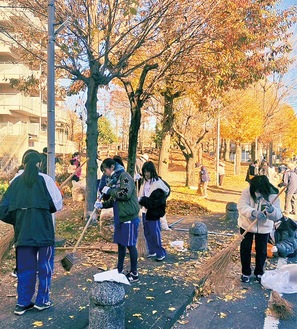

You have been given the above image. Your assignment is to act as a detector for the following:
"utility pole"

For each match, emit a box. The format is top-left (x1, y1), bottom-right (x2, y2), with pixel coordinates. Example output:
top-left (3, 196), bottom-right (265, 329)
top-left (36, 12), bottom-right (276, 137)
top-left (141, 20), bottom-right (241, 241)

top-left (47, 0), bottom-right (55, 179)
top-left (216, 113), bottom-right (220, 186)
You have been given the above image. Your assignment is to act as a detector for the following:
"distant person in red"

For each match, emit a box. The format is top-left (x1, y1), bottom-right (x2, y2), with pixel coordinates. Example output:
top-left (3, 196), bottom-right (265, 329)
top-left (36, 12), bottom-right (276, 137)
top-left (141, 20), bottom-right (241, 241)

top-left (70, 152), bottom-right (81, 182)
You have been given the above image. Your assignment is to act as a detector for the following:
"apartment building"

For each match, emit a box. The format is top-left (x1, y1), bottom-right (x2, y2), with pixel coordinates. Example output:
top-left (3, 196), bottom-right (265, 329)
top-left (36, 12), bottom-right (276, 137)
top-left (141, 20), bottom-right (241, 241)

top-left (0, 3), bottom-right (76, 172)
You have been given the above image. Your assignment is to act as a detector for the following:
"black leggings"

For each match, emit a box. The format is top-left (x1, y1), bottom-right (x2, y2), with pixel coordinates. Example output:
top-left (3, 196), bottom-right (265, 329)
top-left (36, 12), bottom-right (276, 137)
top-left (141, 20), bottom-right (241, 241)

top-left (117, 244), bottom-right (138, 274)
top-left (240, 228), bottom-right (269, 276)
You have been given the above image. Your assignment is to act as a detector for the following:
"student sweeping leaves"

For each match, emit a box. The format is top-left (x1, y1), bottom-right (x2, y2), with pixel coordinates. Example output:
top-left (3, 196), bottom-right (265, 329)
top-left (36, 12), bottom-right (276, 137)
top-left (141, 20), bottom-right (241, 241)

top-left (237, 175), bottom-right (283, 283)
top-left (138, 161), bottom-right (170, 262)
top-left (94, 158), bottom-right (140, 283)
top-left (0, 152), bottom-right (62, 315)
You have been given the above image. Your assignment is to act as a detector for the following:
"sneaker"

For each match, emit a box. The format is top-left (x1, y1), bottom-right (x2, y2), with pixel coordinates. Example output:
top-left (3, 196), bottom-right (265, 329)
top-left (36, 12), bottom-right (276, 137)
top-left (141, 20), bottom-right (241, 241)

top-left (34, 301), bottom-right (53, 311)
top-left (14, 303), bottom-right (34, 315)
top-left (146, 253), bottom-right (156, 258)
top-left (240, 275), bottom-right (250, 283)
top-left (156, 255), bottom-right (165, 262)
top-left (255, 275), bottom-right (262, 283)
top-left (11, 268), bottom-right (17, 278)
top-left (126, 272), bottom-right (139, 283)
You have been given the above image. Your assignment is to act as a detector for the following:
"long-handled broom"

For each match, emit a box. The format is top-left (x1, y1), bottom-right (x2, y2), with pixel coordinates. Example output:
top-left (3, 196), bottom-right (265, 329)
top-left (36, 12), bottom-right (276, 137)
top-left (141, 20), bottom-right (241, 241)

top-left (60, 207), bottom-right (98, 271)
top-left (136, 179), bottom-right (148, 257)
top-left (196, 186), bottom-right (286, 294)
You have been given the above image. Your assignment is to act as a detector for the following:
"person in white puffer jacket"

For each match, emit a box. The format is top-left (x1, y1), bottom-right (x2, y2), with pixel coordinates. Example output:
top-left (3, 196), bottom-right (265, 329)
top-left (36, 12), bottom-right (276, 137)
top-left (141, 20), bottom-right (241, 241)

top-left (237, 175), bottom-right (283, 284)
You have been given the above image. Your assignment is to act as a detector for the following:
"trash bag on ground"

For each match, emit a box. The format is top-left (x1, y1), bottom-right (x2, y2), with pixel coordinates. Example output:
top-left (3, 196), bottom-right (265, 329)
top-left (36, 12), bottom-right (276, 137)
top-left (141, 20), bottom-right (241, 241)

top-left (261, 264), bottom-right (297, 294)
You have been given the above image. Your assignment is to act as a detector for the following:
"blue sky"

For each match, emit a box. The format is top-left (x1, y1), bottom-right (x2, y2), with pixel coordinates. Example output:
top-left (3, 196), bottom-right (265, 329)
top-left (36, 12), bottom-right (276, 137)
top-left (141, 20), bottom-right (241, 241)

top-left (278, 1), bottom-right (297, 111)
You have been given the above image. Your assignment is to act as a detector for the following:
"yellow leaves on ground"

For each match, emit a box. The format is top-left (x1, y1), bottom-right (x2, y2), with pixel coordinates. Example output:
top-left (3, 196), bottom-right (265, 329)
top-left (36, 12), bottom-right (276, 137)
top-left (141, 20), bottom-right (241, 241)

top-left (132, 313), bottom-right (143, 318)
top-left (32, 321), bottom-right (43, 327)
top-left (146, 296), bottom-right (155, 300)
top-left (219, 312), bottom-right (227, 318)
top-left (152, 310), bottom-right (157, 314)
top-left (165, 290), bottom-right (172, 294)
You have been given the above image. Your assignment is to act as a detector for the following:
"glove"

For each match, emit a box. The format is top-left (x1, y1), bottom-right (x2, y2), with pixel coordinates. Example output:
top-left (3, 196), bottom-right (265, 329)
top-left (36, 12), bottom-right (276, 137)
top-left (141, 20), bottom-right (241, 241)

top-left (265, 203), bottom-right (274, 213)
top-left (102, 186), bottom-right (110, 194)
top-left (252, 210), bottom-right (267, 221)
top-left (94, 201), bottom-right (103, 209)
top-left (135, 173), bottom-right (141, 180)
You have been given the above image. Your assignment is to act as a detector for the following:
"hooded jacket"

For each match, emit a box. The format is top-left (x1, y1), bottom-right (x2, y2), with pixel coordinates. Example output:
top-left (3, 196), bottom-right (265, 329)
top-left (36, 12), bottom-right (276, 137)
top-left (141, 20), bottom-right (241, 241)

top-left (102, 166), bottom-right (140, 223)
top-left (237, 187), bottom-right (283, 234)
top-left (139, 178), bottom-right (170, 220)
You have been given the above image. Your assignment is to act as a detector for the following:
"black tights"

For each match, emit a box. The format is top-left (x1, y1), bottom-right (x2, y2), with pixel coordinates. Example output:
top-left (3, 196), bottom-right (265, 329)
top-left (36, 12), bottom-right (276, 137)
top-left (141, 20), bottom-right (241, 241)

top-left (117, 244), bottom-right (138, 274)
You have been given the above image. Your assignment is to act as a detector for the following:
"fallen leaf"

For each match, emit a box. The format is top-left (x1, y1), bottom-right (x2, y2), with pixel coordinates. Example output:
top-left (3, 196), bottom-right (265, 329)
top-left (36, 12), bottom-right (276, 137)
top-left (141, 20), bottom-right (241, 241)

top-left (69, 315), bottom-right (75, 319)
top-left (152, 310), bottom-right (157, 314)
top-left (219, 312), bottom-right (227, 318)
top-left (146, 296), bottom-right (154, 300)
top-left (165, 290), bottom-right (172, 294)
top-left (132, 313), bottom-right (142, 317)
top-left (168, 307), bottom-right (176, 311)
top-left (32, 321), bottom-right (43, 327)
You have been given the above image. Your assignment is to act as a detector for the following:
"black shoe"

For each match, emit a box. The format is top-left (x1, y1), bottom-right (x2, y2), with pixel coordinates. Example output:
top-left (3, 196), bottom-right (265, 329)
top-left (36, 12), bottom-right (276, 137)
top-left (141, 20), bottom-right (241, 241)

top-left (14, 303), bottom-right (34, 315)
top-left (126, 272), bottom-right (139, 283)
top-left (255, 275), bottom-right (262, 283)
top-left (34, 301), bottom-right (53, 311)
top-left (240, 275), bottom-right (250, 283)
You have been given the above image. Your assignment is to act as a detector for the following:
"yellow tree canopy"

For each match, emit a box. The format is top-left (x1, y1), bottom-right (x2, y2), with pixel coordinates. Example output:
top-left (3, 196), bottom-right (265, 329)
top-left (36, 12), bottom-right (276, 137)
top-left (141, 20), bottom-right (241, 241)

top-left (220, 89), bottom-right (264, 144)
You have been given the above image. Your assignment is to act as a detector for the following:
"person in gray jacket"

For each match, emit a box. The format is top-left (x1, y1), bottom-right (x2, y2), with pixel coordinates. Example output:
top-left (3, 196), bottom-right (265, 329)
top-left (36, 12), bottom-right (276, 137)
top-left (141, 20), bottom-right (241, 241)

top-left (278, 162), bottom-right (297, 215)
top-left (237, 175), bottom-right (283, 283)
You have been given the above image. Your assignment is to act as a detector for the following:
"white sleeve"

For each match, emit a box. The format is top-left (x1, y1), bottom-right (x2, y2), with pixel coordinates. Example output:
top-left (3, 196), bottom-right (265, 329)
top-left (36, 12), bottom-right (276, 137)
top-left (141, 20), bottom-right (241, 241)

top-left (40, 173), bottom-right (63, 211)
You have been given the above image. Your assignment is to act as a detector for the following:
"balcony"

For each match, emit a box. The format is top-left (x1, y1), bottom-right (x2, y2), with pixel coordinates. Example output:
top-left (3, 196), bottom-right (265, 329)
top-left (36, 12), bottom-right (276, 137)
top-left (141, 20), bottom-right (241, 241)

top-left (0, 93), bottom-right (42, 117)
top-left (0, 63), bottom-right (36, 79)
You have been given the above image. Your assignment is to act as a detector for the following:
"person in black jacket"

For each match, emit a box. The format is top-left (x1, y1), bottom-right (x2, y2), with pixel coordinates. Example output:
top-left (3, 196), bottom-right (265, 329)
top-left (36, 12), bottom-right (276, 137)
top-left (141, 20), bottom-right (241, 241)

top-left (0, 152), bottom-right (62, 315)
top-left (138, 161), bottom-right (170, 261)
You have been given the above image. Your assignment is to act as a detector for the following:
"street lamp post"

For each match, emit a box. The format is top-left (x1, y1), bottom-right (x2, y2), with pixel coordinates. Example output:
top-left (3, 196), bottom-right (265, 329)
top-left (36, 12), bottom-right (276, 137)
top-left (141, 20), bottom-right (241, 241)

top-left (47, 0), bottom-right (55, 179)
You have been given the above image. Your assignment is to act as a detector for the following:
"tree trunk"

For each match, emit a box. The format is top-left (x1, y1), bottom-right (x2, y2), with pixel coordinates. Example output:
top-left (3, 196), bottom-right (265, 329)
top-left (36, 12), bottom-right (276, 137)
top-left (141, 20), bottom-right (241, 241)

top-left (235, 143), bottom-right (242, 175)
top-left (187, 150), bottom-right (198, 188)
top-left (85, 79), bottom-right (99, 215)
top-left (127, 104), bottom-right (141, 177)
top-left (158, 88), bottom-right (179, 179)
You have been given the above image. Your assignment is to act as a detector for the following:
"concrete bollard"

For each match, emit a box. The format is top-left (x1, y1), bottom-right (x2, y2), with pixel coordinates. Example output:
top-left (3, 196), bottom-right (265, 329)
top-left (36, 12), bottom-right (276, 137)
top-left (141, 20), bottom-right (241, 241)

top-left (189, 222), bottom-right (208, 251)
top-left (89, 281), bottom-right (125, 329)
top-left (225, 202), bottom-right (238, 222)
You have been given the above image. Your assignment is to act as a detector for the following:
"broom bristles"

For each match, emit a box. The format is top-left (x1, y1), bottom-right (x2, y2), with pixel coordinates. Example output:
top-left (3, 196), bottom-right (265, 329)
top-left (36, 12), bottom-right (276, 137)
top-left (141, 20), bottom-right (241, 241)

top-left (137, 219), bottom-right (147, 257)
top-left (197, 235), bottom-right (243, 294)
top-left (269, 291), bottom-right (294, 320)
top-left (0, 230), bottom-right (14, 263)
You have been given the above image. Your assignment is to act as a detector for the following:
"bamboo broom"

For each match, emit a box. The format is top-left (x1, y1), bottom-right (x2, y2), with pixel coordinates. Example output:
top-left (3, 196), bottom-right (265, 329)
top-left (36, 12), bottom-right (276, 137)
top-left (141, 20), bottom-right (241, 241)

top-left (196, 186), bottom-right (286, 294)
top-left (136, 178), bottom-right (148, 257)
top-left (269, 291), bottom-right (294, 319)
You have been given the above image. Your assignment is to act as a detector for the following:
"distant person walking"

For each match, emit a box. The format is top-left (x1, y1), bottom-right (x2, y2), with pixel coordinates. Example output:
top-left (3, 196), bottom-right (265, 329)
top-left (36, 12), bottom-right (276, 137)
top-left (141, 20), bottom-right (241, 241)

top-left (0, 151), bottom-right (62, 315)
top-left (197, 164), bottom-right (210, 197)
top-left (245, 160), bottom-right (259, 183)
top-left (237, 175), bottom-right (282, 283)
top-left (278, 162), bottom-right (297, 215)
top-left (70, 152), bottom-right (81, 182)
top-left (218, 161), bottom-right (225, 186)
top-left (40, 147), bottom-right (48, 174)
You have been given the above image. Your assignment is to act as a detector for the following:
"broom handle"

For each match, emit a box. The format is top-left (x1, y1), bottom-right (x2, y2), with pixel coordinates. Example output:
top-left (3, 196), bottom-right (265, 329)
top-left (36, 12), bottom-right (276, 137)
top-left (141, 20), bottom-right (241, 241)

top-left (240, 186), bottom-right (286, 238)
top-left (72, 208), bottom-right (97, 253)
top-left (60, 157), bottom-right (89, 188)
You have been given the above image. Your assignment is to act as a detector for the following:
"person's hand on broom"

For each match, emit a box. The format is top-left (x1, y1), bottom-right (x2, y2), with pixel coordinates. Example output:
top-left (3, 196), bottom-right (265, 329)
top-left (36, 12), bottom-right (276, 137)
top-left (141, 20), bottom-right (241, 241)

top-left (94, 200), bottom-right (103, 209)
top-left (252, 210), bottom-right (267, 221)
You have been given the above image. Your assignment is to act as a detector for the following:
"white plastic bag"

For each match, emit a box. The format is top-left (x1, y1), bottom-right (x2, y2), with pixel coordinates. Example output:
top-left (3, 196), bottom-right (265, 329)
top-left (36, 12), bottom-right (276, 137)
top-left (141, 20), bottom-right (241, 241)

top-left (261, 264), bottom-right (297, 294)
